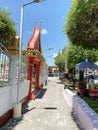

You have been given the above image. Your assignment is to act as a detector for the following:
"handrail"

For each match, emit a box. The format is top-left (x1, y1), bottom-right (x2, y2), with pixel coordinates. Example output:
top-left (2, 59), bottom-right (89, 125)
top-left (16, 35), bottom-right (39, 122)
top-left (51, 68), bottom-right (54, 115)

top-left (0, 43), bottom-right (10, 57)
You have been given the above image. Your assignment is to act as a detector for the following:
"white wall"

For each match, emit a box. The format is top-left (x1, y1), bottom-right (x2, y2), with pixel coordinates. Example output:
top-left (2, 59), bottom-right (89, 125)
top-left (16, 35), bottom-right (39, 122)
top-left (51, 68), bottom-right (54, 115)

top-left (0, 86), bottom-right (11, 116)
top-left (0, 80), bottom-right (30, 116)
top-left (40, 64), bottom-right (48, 86)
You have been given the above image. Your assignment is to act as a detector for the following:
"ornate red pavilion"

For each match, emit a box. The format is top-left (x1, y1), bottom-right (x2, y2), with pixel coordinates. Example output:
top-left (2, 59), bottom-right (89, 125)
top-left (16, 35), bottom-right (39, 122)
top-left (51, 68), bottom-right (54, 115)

top-left (23, 26), bottom-right (45, 100)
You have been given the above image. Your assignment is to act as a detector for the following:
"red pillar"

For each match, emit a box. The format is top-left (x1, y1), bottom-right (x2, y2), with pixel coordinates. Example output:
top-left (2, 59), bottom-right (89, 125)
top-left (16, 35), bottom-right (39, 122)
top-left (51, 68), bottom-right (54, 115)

top-left (35, 62), bottom-right (41, 89)
top-left (28, 58), bottom-right (35, 100)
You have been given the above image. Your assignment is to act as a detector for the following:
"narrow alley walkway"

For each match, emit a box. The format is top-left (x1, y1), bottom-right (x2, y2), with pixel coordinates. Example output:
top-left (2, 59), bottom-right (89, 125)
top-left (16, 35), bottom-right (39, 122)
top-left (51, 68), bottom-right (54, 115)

top-left (1, 77), bottom-right (81, 130)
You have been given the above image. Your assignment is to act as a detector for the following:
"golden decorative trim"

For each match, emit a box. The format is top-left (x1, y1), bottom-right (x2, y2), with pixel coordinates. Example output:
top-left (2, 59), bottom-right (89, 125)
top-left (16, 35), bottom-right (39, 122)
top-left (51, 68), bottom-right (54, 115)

top-left (22, 49), bottom-right (45, 62)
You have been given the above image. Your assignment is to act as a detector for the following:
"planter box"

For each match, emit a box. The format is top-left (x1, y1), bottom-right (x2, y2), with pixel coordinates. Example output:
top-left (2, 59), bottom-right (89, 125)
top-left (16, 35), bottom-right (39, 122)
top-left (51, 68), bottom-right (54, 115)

top-left (88, 89), bottom-right (98, 97)
top-left (77, 88), bottom-right (87, 95)
top-left (63, 89), bottom-right (98, 130)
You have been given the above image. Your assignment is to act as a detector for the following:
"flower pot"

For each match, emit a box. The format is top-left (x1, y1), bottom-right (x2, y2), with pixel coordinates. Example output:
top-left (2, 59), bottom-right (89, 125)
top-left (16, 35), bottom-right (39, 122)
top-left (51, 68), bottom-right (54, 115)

top-left (77, 88), bottom-right (86, 95)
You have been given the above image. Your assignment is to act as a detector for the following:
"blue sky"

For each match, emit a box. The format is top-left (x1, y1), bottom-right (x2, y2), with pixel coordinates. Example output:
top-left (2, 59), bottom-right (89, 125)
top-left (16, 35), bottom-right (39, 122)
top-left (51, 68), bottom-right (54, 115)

top-left (0, 0), bottom-right (72, 66)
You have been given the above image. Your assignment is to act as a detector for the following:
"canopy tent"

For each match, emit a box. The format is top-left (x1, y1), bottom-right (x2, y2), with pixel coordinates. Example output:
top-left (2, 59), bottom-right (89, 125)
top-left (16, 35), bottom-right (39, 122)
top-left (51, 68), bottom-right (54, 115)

top-left (76, 61), bottom-right (98, 70)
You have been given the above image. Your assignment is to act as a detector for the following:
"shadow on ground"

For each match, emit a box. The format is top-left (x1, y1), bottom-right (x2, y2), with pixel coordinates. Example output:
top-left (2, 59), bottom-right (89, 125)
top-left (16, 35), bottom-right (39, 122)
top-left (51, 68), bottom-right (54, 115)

top-left (36, 88), bottom-right (47, 99)
top-left (56, 81), bottom-right (63, 84)
top-left (0, 117), bottom-right (22, 130)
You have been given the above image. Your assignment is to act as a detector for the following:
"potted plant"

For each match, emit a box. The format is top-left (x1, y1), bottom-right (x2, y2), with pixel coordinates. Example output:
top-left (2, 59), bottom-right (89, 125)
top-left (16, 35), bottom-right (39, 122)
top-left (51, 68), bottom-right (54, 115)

top-left (64, 80), bottom-right (69, 89)
top-left (88, 82), bottom-right (98, 97)
top-left (77, 80), bottom-right (87, 95)
top-left (64, 79), bottom-right (73, 89)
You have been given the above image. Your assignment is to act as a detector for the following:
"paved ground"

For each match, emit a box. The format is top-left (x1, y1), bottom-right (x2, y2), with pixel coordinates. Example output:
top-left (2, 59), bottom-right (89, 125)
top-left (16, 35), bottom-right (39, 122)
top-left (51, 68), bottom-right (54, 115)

top-left (1, 77), bottom-right (82, 130)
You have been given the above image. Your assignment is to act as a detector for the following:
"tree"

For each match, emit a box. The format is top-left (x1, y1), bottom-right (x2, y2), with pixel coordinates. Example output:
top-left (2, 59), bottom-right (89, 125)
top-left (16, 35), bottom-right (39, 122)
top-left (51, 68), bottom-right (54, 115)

top-left (0, 8), bottom-right (16, 47)
top-left (55, 45), bottom-right (98, 72)
top-left (55, 51), bottom-right (66, 72)
top-left (64, 0), bottom-right (98, 49)
top-left (67, 46), bottom-right (98, 69)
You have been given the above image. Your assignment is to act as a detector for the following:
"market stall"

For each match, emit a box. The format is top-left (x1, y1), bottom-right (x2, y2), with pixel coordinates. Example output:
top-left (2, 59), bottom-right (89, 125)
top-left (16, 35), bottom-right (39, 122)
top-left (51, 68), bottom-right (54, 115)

top-left (76, 61), bottom-right (98, 96)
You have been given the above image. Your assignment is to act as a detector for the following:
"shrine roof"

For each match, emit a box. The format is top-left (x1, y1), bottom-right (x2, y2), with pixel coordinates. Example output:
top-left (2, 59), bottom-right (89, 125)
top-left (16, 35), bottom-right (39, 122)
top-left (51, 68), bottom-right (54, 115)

top-left (27, 26), bottom-right (41, 53)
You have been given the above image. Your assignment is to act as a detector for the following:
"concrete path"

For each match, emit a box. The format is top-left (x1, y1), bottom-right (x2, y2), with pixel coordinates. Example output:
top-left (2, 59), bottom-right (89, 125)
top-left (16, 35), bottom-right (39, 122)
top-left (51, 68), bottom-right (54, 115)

top-left (1, 77), bottom-right (81, 130)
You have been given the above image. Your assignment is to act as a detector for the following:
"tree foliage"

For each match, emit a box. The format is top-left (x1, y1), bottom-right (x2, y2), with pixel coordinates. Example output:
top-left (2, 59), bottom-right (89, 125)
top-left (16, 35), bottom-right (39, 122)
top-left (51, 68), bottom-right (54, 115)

top-left (55, 45), bottom-right (98, 71)
top-left (64, 0), bottom-right (98, 49)
top-left (67, 46), bottom-right (98, 68)
top-left (0, 8), bottom-right (16, 47)
top-left (55, 52), bottom-right (66, 72)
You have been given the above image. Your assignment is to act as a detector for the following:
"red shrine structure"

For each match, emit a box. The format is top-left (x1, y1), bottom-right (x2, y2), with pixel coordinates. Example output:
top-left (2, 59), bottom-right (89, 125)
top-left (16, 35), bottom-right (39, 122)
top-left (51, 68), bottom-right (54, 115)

top-left (24, 26), bottom-right (46, 100)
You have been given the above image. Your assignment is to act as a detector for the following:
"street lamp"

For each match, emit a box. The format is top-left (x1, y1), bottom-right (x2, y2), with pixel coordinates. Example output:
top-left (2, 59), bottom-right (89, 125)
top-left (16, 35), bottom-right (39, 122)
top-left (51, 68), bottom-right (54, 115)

top-left (44, 48), bottom-right (54, 52)
top-left (14, 0), bottom-right (44, 118)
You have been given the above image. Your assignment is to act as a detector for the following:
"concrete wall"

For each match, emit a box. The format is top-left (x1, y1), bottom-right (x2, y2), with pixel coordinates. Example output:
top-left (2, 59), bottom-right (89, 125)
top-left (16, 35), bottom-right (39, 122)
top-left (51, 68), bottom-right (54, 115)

top-left (63, 89), bottom-right (98, 130)
top-left (0, 80), bottom-right (30, 117)
top-left (0, 86), bottom-right (11, 116)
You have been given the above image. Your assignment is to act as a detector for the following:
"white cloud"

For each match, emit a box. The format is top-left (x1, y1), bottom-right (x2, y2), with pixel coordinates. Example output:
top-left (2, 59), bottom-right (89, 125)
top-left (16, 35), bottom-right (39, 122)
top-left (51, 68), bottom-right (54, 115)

top-left (41, 29), bottom-right (48, 35)
top-left (52, 53), bottom-right (58, 58)
top-left (4, 6), bottom-right (8, 10)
